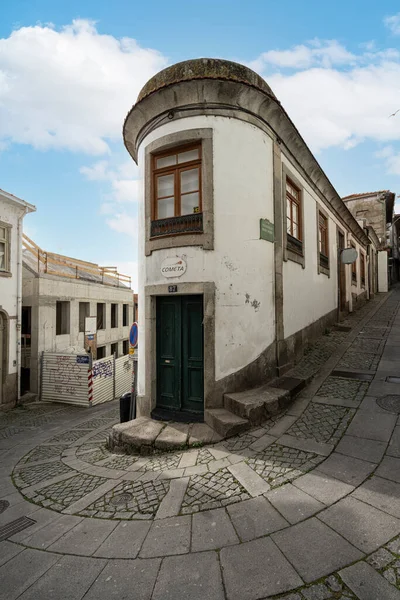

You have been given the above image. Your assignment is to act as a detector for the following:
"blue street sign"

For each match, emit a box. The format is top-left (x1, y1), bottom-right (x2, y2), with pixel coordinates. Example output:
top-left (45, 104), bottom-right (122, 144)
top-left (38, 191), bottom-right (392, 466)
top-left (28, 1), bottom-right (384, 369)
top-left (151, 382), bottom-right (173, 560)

top-left (130, 322), bottom-right (138, 348)
top-left (76, 355), bottom-right (90, 364)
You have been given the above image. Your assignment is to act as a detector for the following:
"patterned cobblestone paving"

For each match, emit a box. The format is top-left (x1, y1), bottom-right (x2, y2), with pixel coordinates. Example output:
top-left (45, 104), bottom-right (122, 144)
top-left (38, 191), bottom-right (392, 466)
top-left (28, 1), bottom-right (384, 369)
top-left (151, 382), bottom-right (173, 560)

top-left (82, 479), bottom-right (170, 518)
top-left (337, 351), bottom-right (381, 371)
top-left (290, 331), bottom-right (347, 379)
top-left (140, 452), bottom-right (183, 472)
top-left (21, 444), bottom-right (70, 464)
top-left (13, 461), bottom-right (72, 488)
top-left (279, 574), bottom-right (357, 598)
top-left (247, 444), bottom-right (323, 487)
top-left (73, 418), bottom-right (115, 429)
top-left (86, 430), bottom-right (112, 443)
top-left (46, 430), bottom-right (89, 444)
top-left (196, 448), bottom-right (216, 465)
top-left (181, 469), bottom-right (250, 514)
top-left (223, 432), bottom-right (259, 452)
top-left (316, 376), bottom-right (369, 402)
top-left (0, 426), bottom-right (27, 439)
top-left (367, 535), bottom-right (400, 589)
top-left (102, 453), bottom-right (140, 469)
top-left (350, 337), bottom-right (385, 354)
top-left (76, 444), bottom-right (109, 464)
top-left (287, 402), bottom-right (356, 444)
top-left (27, 473), bottom-right (107, 510)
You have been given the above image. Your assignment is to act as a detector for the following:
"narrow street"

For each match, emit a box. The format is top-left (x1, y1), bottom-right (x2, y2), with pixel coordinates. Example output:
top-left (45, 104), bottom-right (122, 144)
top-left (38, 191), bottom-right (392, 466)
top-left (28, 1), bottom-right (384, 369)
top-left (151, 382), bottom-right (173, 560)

top-left (1, 289), bottom-right (400, 599)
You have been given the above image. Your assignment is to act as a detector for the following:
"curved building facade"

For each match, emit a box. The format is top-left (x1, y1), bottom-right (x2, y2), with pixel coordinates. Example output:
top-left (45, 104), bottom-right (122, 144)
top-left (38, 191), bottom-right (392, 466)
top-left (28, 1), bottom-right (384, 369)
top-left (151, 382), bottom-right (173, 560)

top-left (123, 58), bottom-right (370, 426)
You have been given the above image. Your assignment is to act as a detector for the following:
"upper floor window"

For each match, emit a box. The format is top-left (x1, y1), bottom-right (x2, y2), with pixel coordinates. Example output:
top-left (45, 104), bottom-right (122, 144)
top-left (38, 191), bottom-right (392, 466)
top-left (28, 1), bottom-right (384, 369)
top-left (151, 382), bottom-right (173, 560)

top-left (151, 144), bottom-right (202, 238)
top-left (286, 178), bottom-right (302, 239)
top-left (318, 212), bottom-right (329, 272)
top-left (0, 223), bottom-right (10, 272)
top-left (361, 253), bottom-right (366, 287)
top-left (351, 243), bottom-right (357, 284)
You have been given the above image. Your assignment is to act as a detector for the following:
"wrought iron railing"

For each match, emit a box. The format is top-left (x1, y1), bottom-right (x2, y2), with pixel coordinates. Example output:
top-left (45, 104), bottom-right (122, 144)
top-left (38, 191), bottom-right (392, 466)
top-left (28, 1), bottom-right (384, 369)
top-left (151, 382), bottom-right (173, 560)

top-left (319, 253), bottom-right (329, 270)
top-left (151, 213), bottom-right (203, 238)
top-left (287, 234), bottom-right (303, 256)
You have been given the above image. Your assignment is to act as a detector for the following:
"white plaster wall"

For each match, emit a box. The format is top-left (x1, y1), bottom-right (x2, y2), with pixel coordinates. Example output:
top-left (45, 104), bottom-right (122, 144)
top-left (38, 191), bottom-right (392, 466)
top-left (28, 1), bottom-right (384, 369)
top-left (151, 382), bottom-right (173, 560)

top-left (137, 115), bottom-right (275, 394)
top-left (282, 155), bottom-right (340, 339)
top-left (22, 274), bottom-right (133, 392)
top-left (378, 251), bottom-right (389, 292)
top-left (0, 199), bottom-right (25, 375)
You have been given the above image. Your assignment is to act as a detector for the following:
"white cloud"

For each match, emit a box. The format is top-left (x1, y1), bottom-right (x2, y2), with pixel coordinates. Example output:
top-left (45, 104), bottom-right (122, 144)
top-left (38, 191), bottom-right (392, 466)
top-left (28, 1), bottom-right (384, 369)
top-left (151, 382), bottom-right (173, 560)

top-left (375, 145), bottom-right (400, 175)
top-left (254, 50), bottom-right (400, 152)
top-left (385, 13), bottom-right (400, 35)
top-left (0, 20), bottom-right (167, 154)
top-left (250, 39), bottom-right (356, 71)
top-left (106, 213), bottom-right (137, 235)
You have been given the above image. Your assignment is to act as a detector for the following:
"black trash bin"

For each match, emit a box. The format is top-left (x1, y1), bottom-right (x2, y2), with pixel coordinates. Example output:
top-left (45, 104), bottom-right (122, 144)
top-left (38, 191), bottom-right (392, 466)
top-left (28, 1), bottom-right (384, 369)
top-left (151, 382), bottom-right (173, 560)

top-left (120, 391), bottom-right (132, 423)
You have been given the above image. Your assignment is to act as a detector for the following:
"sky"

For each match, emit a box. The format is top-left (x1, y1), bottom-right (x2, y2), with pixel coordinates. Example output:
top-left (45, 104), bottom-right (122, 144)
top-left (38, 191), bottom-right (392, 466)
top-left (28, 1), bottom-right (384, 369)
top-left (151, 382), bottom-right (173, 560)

top-left (1, 1), bottom-right (400, 290)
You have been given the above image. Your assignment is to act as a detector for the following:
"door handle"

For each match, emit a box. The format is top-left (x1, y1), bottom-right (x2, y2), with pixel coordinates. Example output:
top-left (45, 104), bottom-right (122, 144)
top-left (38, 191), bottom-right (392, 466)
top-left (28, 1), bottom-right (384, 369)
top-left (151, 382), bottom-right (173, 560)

top-left (165, 360), bottom-right (171, 364)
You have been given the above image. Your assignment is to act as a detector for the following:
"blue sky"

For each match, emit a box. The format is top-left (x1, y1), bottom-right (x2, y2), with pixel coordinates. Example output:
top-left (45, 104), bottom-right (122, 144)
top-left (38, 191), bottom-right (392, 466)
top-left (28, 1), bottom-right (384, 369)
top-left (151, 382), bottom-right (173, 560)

top-left (1, 1), bottom-right (400, 289)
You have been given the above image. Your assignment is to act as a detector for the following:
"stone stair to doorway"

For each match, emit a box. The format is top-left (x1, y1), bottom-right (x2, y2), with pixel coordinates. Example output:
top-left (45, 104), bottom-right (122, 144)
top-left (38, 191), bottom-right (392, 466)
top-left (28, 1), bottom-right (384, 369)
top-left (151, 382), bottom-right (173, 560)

top-left (204, 375), bottom-right (308, 438)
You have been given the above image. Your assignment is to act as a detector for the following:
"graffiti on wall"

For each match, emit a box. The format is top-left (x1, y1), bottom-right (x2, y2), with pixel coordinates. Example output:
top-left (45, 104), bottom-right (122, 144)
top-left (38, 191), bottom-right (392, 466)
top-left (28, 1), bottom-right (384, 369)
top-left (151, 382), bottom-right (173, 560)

top-left (93, 360), bottom-right (113, 379)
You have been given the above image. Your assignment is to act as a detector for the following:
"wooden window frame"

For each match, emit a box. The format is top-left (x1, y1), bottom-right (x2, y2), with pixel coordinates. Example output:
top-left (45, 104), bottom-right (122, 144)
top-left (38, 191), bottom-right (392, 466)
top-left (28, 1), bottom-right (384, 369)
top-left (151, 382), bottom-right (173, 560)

top-left (360, 253), bottom-right (366, 288)
top-left (0, 221), bottom-right (11, 275)
top-left (318, 210), bottom-right (330, 276)
top-left (286, 178), bottom-right (302, 244)
top-left (151, 142), bottom-right (203, 237)
top-left (282, 167), bottom-right (305, 267)
top-left (351, 243), bottom-right (357, 284)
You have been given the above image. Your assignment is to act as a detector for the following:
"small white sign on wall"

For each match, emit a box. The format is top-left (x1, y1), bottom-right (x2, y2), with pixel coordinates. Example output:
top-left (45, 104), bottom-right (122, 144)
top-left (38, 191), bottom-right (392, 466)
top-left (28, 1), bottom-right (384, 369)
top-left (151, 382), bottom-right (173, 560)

top-left (85, 316), bottom-right (97, 335)
top-left (160, 257), bottom-right (187, 278)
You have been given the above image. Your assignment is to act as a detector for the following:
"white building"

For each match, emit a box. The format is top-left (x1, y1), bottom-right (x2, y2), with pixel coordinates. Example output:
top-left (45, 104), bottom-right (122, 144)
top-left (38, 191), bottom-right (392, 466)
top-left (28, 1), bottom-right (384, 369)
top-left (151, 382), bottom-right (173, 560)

top-left (22, 236), bottom-right (134, 396)
top-left (123, 58), bottom-right (377, 432)
top-left (0, 189), bottom-right (36, 408)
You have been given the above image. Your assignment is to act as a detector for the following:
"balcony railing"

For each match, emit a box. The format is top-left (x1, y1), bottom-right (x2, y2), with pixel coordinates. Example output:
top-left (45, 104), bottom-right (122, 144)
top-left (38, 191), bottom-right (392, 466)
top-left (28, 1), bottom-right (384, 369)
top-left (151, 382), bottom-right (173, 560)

top-left (319, 253), bottom-right (329, 270)
top-left (151, 213), bottom-right (203, 238)
top-left (287, 234), bottom-right (303, 256)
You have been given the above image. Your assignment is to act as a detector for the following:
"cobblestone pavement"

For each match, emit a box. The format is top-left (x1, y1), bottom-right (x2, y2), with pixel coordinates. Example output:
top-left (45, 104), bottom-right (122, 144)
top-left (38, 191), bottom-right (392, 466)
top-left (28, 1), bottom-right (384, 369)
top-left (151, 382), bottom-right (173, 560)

top-left (1, 290), bottom-right (400, 599)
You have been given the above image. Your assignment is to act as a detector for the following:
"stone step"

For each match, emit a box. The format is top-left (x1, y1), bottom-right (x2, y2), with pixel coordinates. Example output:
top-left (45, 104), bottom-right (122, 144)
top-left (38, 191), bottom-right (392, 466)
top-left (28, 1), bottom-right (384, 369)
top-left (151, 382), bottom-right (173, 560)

top-left (204, 408), bottom-right (250, 438)
top-left (224, 385), bottom-right (291, 425)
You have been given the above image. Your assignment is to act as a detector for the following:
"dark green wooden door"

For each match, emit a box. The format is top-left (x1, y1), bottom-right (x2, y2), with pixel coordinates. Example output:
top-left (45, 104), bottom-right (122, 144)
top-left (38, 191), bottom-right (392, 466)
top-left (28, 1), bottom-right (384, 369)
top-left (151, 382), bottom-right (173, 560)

top-left (156, 295), bottom-right (203, 415)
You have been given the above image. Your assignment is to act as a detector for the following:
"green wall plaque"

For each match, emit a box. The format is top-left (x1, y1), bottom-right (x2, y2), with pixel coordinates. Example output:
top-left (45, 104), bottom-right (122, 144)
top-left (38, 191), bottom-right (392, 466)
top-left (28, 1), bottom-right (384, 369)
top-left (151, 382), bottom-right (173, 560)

top-left (260, 218), bottom-right (274, 243)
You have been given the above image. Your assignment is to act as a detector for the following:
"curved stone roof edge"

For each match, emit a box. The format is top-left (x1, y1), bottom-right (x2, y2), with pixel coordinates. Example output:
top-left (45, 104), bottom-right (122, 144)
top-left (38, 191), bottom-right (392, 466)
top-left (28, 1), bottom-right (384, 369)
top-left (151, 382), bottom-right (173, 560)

top-left (123, 66), bottom-right (369, 247)
top-left (136, 58), bottom-right (277, 103)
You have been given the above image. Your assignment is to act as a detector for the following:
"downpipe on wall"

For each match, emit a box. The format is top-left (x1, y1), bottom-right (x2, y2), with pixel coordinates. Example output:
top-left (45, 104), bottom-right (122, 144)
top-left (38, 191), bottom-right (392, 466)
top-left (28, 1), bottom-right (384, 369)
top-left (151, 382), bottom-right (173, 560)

top-left (16, 207), bottom-right (29, 404)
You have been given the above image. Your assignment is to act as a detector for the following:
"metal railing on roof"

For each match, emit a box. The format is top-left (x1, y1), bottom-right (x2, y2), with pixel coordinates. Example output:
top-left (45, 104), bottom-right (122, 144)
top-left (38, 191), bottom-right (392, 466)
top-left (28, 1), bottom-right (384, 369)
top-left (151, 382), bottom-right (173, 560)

top-left (22, 234), bottom-right (131, 288)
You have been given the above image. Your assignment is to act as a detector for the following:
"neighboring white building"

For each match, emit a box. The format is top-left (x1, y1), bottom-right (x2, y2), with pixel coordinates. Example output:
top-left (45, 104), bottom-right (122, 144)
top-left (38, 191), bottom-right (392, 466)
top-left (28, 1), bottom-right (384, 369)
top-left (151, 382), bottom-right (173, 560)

top-left (0, 189), bottom-right (36, 408)
top-left (22, 236), bottom-right (134, 396)
top-left (123, 58), bottom-right (380, 431)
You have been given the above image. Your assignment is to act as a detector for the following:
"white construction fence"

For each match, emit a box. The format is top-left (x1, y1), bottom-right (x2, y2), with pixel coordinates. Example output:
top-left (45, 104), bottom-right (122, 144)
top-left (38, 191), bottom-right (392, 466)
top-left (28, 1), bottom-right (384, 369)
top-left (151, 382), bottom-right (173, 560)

top-left (41, 352), bottom-right (133, 407)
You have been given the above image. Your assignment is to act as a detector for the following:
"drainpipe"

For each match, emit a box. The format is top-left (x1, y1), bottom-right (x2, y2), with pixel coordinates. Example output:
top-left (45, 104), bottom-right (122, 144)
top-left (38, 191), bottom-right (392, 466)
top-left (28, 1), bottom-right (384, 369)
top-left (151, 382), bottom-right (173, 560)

top-left (16, 207), bottom-right (29, 404)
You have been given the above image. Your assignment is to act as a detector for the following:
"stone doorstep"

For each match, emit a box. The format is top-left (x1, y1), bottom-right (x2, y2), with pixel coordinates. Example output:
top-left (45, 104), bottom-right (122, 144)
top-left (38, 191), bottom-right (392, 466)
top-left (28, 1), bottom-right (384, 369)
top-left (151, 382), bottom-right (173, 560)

top-left (108, 418), bottom-right (221, 454)
top-left (223, 377), bottom-right (306, 426)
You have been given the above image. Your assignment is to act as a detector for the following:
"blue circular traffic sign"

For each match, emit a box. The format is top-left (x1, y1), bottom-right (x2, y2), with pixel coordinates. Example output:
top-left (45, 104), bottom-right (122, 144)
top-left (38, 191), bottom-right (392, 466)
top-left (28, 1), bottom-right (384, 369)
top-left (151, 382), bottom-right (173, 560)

top-left (130, 322), bottom-right (138, 348)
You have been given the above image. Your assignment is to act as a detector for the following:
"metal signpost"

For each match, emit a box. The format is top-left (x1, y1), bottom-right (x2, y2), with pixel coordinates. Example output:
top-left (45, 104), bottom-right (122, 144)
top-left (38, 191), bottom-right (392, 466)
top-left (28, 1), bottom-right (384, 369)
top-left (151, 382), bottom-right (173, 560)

top-left (129, 322), bottom-right (138, 419)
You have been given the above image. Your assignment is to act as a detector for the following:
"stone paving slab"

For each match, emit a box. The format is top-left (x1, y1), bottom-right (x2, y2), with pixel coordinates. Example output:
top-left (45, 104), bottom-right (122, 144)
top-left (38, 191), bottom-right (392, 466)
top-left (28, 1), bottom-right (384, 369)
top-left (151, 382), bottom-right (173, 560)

top-left (16, 554), bottom-right (107, 600)
top-left (47, 518), bottom-right (118, 556)
top-left (0, 541), bottom-right (23, 568)
top-left (82, 557), bottom-right (161, 600)
top-left (220, 536), bottom-right (303, 600)
top-left (0, 548), bottom-right (58, 600)
top-left (343, 409), bottom-right (397, 442)
top-left (266, 483), bottom-right (325, 525)
top-left (318, 496), bottom-right (400, 553)
top-left (352, 476), bottom-right (400, 519)
top-left (226, 496), bottom-right (288, 541)
top-left (272, 517), bottom-right (363, 583)
top-left (152, 552), bottom-right (225, 600)
top-left (340, 561), bottom-right (400, 600)
top-left (94, 519), bottom-right (151, 558)
top-left (293, 471), bottom-right (355, 505)
top-left (335, 434), bottom-right (387, 463)
top-left (388, 426), bottom-right (400, 458)
top-left (139, 515), bottom-right (191, 558)
top-left (315, 452), bottom-right (375, 486)
top-left (376, 455), bottom-right (400, 484)
top-left (192, 507), bottom-right (239, 551)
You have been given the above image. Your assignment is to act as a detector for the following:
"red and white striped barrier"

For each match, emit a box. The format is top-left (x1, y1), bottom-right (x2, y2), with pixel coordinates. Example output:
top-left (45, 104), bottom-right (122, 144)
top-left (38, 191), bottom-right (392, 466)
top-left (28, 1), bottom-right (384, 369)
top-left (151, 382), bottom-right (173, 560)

top-left (88, 368), bottom-right (93, 404)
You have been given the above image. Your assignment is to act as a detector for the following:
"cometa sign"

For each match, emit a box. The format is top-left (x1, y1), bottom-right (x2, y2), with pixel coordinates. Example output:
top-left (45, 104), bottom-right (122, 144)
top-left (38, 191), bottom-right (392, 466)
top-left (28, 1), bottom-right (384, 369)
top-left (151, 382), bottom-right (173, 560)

top-left (160, 257), bottom-right (187, 278)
